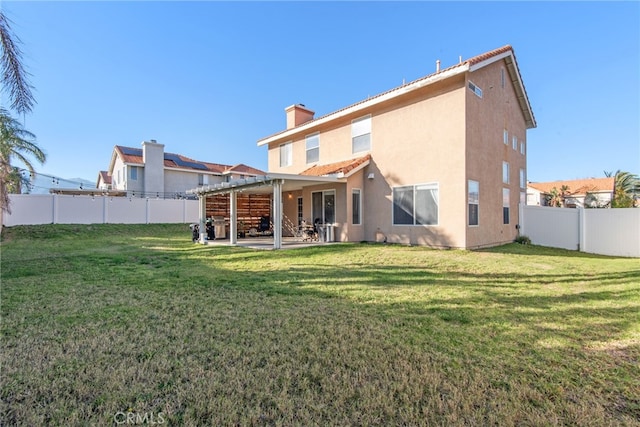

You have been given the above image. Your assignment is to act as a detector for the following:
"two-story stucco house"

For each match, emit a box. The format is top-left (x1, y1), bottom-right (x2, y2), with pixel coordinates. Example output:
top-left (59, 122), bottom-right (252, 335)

top-left (97, 140), bottom-right (264, 198)
top-left (190, 45), bottom-right (536, 249)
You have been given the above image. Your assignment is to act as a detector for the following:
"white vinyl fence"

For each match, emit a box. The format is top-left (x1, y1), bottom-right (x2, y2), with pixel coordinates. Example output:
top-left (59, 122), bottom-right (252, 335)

top-left (520, 205), bottom-right (640, 257)
top-left (3, 194), bottom-right (199, 226)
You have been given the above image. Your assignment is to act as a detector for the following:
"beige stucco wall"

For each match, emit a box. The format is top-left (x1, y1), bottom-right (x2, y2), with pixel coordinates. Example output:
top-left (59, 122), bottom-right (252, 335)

top-left (266, 58), bottom-right (532, 249)
top-left (465, 61), bottom-right (528, 248)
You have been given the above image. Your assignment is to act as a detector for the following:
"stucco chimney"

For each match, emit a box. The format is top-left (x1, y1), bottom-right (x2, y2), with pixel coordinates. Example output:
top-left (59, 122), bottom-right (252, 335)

top-left (142, 140), bottom-right (165, 195)
top-left (285, 104), bottom-right (315, 130)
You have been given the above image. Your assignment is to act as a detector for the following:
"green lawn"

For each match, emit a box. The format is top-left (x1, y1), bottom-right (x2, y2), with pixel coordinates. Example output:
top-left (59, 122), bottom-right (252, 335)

top-left (1, 224), bottom-right (639, 426)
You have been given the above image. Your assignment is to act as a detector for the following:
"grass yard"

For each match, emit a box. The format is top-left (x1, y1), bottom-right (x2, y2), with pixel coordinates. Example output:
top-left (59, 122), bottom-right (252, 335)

top-left (1, 224), bottom-right (639, 426)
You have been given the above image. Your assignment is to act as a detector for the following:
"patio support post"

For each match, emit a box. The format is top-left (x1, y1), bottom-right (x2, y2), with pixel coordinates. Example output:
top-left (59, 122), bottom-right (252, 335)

top-left (199, 195), bottom-right (207, 244)
top-left (273, 180), bottom-right (283, 249)
top-left (230, 190), bottom-right (237, 245)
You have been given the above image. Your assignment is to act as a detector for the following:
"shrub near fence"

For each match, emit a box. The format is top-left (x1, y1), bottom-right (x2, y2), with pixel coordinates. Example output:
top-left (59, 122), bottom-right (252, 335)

top-left (3, 194), bottom-right (199, 226)
top-left (520, 205), bottom-right (640, 257)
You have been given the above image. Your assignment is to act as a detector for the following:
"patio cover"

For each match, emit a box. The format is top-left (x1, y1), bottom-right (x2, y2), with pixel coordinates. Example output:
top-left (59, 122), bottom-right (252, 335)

top-left (186, 173), bottom-right (343, 249)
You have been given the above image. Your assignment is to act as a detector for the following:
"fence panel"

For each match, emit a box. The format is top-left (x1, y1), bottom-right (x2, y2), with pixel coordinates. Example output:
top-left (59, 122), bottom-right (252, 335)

top-left (3, 194), bottom-right (198, 226)
top-left (3, 194), bottom-right (54, 226)
top-left (521, 205), bottom-right (580, 251)
top-left (584, 208), bottom-right (640, 257)
top-left (107, 197), bottom-right (148, 224)
top-left (56, 195), bottom-right (104, 224)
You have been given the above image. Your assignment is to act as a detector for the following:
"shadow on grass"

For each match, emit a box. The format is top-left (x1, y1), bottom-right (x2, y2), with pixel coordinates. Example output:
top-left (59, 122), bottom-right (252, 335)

top-left (3, 226), bottom-right (639, 425)
top-left (476, 242), bottom-right (633, 259)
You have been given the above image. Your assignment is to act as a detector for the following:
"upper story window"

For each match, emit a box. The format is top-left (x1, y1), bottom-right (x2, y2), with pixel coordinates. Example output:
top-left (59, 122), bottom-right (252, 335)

top-left (306, 133), bottom-right (319, 164)
top-left (352, 115), bottom-right (371, 154)
top-left (279, 142), bottom-right (292, 168)
top-left (512, 136), bottom-right (518, 150)
top-left (503, 161), bottom-right (510, 184)
top-left (520, 168), bottom-right (526, 189)
top-left (129, 166), bottom-right (138, 181)
top-left (468, 81), bottom-right (482, 98)
top-left (520, 141), bottom-right (526, 155)
top-left (503, 129), bottom-right (509, 145)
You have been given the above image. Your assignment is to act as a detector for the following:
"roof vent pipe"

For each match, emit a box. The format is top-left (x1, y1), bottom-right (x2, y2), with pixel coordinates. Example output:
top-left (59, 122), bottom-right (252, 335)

top-left (436, 60), bottom-right (441, 72)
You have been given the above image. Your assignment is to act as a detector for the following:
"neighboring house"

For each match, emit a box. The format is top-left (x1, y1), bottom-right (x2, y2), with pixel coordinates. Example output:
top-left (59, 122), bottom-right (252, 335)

top-left (97, 140), bottom-right (265, 198)
top-left (190, 45), bottom-right (536, 249)
top-left (527, 177), bottom-right (614, 208)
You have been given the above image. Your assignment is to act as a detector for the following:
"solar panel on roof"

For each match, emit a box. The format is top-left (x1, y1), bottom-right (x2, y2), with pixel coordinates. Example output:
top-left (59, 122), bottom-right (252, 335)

top-left (119, 146), bottom-right (143, 156)
top-left (164, 153), bottom-right (208, 170)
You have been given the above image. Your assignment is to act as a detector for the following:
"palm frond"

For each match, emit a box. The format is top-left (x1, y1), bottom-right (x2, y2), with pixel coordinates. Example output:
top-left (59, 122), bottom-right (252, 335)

top-left (0, 12), bottom-right (35, 115)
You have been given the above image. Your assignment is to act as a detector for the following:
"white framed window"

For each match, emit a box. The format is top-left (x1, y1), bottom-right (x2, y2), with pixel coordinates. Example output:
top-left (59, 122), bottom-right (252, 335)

top-left (392, 183), bottom-right (439, 226)
top-left (352, 115), bottom-right (371, 154)
top-left (297, 197), bottom-right (303, 226)
top-left (468, 180), bottom-right (479, 226)
top-left (305, 133), bottom-right (319, 164)
top-left (512, 136), bottom-right (518, 150)
top-left (503, 129), bottom-right (509, 145)
top-left (129, 166), bottom-right (138, 180)
top-left (503, 161), bottom-right (510, 184)
top-left (352, 189), bottom-right (362, 225)
top-left (468, 81), bottom-right (483, 98)
top-left (520, 168), bottom-right (526, 189)
top-left (520, 141), bottom-right (525, 155)
top-left (279, 142), bottom-right (292, 168)
top-left (503, 188), bottom-right (510, 225)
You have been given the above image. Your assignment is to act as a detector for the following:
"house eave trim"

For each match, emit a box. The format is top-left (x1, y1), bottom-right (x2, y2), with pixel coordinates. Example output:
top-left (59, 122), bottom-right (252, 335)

top-left (257, 65), bottom-right (468, 147)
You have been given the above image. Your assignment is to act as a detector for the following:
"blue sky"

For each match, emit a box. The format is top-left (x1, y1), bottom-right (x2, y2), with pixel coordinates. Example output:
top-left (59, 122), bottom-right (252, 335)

top-left (3, 1), bottom-right (639, 186)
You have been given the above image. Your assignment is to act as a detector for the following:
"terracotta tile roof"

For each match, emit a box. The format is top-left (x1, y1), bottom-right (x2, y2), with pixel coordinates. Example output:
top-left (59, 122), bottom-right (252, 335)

top-left (528, 177), bottom-right (614, 196)
top-left (98, 171), bottom-right (112, 184)
top-left (300, 154), bottom-right (371, 177)
top-left (115, 146), bottom-right (145, 165)
top-left (467, 44), bottom-right (513, 65)
top-left (258, 44), bottom-right (535, 145)
top-left (225, 163), bottom-right (266, 176)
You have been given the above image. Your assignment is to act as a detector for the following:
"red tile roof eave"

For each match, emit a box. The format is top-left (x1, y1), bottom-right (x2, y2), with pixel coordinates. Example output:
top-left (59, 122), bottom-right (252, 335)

top-left (300, 154), bottom-right (371, 177)
top-left (257, 62), bottom-right (469, 146)
top-left (257, 45), bottom-right (536, 144)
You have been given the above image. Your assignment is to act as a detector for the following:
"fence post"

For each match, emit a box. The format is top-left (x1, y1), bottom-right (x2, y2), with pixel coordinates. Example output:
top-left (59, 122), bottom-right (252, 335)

top-left (52, 194), bottom-right (58, 224)
top-left (102, 196), bottom-right (108, 224)
top-left (519, 203), bottom-right (525, 236)
top-left (578, 208), bottom-right (585, 252)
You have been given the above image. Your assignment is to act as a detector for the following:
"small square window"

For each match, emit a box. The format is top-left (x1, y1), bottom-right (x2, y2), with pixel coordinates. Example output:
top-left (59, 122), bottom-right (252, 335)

top-left (468, 81), bottom-right (483, 98)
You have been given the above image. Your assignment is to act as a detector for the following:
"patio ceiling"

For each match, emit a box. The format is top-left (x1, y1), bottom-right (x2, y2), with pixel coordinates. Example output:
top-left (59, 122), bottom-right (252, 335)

top-left (186, 173), bottom-right (344, 197)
